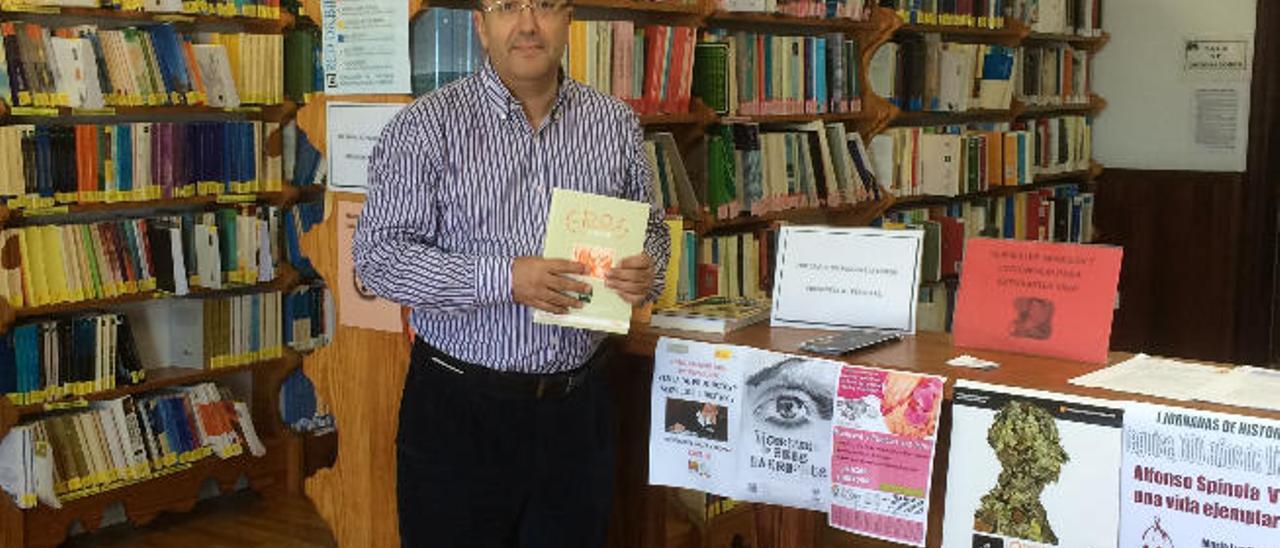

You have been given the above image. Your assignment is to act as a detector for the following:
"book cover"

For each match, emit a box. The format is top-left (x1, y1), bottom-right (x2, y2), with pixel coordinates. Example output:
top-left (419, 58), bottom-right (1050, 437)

top-left (533, 187), bottom-right (649, 335)
top-left (941, 381), bottom-right (1123, 548)
top-left (951, 238), bottom-right (1121, 363)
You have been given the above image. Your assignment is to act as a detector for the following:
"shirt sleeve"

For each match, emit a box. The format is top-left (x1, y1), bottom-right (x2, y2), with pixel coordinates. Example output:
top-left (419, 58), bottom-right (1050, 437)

top-left (352, 106), bottom-right (513, 315)
top-left (621, 113), bottom-right (671, 303)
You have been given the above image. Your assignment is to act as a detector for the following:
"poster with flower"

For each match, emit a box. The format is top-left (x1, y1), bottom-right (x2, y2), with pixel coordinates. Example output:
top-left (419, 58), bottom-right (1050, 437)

top-left (828, 365), bottom-right (945, 546)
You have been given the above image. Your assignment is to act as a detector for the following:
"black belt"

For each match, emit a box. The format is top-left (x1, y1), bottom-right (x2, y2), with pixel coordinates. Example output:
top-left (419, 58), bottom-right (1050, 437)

top-left (412, 337), bottom-right (609, 399)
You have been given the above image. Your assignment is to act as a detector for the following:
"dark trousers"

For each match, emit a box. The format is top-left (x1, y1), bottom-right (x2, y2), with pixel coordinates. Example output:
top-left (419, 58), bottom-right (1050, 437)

top-left (396, 340), bottom-right (616, 548)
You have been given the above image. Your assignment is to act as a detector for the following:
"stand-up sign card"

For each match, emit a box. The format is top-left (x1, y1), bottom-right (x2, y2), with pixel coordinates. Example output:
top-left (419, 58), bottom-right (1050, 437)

top-left (771, 227), bottom-right (924, 332)
top-left (952, 238), bottom-right (1122, 363)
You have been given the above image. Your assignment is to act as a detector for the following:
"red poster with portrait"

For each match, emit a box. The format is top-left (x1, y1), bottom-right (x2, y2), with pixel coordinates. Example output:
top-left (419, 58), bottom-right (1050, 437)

top-left (952, 238), bottom-right (1122, 364)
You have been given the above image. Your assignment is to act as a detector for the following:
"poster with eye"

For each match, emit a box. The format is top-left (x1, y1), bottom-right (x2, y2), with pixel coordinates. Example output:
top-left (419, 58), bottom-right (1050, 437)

top-left (1119, 403), bottom-right (1280, 548)
top-left (735, 352), bottom-right (841, 511)
top-left (828, 365), bottom-right (945, 546)
top-left (648, 337), bottom-right (746, 498)
top-left (941, 381), bottom-right (1124, 548)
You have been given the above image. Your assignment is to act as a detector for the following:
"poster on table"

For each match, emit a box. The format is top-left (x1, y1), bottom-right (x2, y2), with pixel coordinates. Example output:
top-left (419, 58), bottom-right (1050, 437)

top-left (828, 365), bottom-right (945, 546)
top-left (649, 337), bottom-right (944, 523)
top-left (648, 338), bottom-right (838, 509)
top-left (321, 0), bottom-right (410, 94)
top-left (1119, 403), bottom-right (1280, 548)
top-left (941, 381), bottom-right (1125, 548)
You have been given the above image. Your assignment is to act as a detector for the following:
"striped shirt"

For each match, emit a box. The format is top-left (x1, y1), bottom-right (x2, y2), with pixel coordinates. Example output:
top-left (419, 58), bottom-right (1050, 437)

top-left (352, 62), bottom-right (670, 373)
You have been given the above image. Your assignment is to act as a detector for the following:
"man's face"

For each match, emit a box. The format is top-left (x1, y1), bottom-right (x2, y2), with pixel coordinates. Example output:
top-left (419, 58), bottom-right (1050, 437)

top-left (473, 0), bottom-right (571, 87)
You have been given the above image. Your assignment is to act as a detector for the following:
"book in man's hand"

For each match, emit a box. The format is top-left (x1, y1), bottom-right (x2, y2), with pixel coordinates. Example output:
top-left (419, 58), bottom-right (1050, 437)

top-left (533, 188), bottom-right (649, 335)
top-left (649, 296), bottom-right (771, 334)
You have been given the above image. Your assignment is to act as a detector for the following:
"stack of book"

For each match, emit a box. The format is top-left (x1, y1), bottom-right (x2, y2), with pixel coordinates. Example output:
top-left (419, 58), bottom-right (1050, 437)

top-left (0, 0), bottom-right (283, 19)
top-left (0, 313), bottom-right (146, 406)
top-left (0, 121), bottom-right (283, 209)
top-left (870, 37), bottom-right (1016, 112)
top-left (0, 23), bottom-right (283, 109)
top-left (696, 31), bottom-right (862, 116)
top-left (0, 205), bottom-right (281, 309)
top-left (718, 0), bottom-right (868, 19)
top-left (1009, 0), bottom-right (1104, 36)
top-left (123, 291), bottom-right (284, 370)
top-left (878, 115), bottom-right (1091, 196)
top-left (879, 0), bottom-right (1007, 28)
top-left (283, 282), bottom-right (329, 352)
top-left (562, 22), bottom-right (697, 116)
top-left (706, 122), bottom-right (884, 220)
top-left (1017, 44), bottom-right (1091, 107)
top-left (0, 384), bottom-right (266, 510)
top-left (650, 296), bottom-right (772, 334)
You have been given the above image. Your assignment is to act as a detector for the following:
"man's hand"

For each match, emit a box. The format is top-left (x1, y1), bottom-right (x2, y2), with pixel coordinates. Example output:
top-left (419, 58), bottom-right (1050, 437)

top-left (512, 257), bottom-right (591, 315)
top-left (605, 253), bottom-right (656, 306)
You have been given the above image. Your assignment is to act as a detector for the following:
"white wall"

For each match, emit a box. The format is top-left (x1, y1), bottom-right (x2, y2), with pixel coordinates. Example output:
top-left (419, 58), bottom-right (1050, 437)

top-left (1092, 0), bottom-right (1256, 171)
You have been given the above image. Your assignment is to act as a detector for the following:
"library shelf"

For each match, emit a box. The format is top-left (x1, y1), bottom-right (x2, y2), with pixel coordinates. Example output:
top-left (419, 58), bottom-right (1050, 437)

top-left (1, 186), bottom-right (320, 227)
top-left (1025, 30), bottom-right (1111, 51)
top-left (0, 6), bottom-right (284, 32)
top-left (0, 436), bottom-right (288, 548)
top-left (895, 21), bottom-right (1026, 46)
top-left (1018, 94), bottom-right (1107, 118)
top-left (698, 194), bottom-right (896, 234)
top-left (573, 0), bottom-right (704, 14)
top-left (706, 10), bottom-right (878, 32)
top-left (887, 164), bottom-right (1104, 209)
top-left (10, 353), bottom-right (299, 418)
top-left (890, 107), bottom-right (1018, 126)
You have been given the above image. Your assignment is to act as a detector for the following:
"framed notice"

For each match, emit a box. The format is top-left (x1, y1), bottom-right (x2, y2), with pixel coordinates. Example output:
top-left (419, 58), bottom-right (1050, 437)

top-left (770, 227), bottom-right (923, 333)
top-left (326, 102), bottom-right (406, 193)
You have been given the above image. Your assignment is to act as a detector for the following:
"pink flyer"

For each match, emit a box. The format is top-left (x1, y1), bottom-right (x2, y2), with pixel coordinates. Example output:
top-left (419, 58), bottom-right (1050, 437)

top-left (828, 365), bottom-right (945, 546)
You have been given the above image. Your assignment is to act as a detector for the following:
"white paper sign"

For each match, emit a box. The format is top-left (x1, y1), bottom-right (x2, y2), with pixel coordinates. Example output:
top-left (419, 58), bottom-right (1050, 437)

top-left (326, 102), bottom-right (406, 193)
top-left (1184, 38), bottom-right (1251, 78)
top-left (321, 0), bottom-right (411, 94)
top-left (771, 227), bottom-right (923, 332)
top-left (1120, 403), bottom-right (1280, 548)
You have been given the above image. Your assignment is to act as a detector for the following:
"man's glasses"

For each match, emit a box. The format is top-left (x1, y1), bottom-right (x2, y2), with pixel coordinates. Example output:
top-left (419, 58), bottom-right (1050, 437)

top-left (479, 0), bottom-right (570, 18)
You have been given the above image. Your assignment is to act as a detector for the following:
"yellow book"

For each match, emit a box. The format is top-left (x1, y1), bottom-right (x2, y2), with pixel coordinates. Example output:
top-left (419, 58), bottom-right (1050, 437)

top-left (532, 188), bottom-right (649, 334)
top-left (37, 226), bottom-right (70, 304)
top-left (656, 220), bottom-right (684, 309)
top-left (568, 21), bottom-right (588, 83)
top-left (221, 34), bottom-right (243, 103)
top-left (18, 227), bottom-right (47, 306)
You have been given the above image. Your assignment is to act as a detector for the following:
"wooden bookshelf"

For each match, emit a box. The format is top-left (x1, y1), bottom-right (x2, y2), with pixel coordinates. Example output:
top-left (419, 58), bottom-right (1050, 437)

top-left (10, 353), bottom-right (298, 418)
top-left (887, 164), bottom-right (1104, 209)
top-left (895, 20), bottom-right (1027, 46)
top-left (573, 0), bottom-right (704, 14)
top-left (0, 6), bottom-right (285, 32)
top-left (640, 109), bottom-right (718, 126)
top-left (1, 185), bottom-right (321, 227)
top-left (0, 264), bottom-right (300, 333)
top-left (0, 436), bottom-right (288, 548)
top-left (1018, 94), bottom-right (1108, 118)
top-left (733, 110), bottom-right (878, 124)
top-left (706, 10), bottom-right (878, 32)
top-left (890, 107), bottom-right (1019, 126)
top-left (2, 102), bottom-right (294, 121)
top-left (698, 195), bottom-right (895, 234)
top-left (1025, 30), bottom-right (1111, 51)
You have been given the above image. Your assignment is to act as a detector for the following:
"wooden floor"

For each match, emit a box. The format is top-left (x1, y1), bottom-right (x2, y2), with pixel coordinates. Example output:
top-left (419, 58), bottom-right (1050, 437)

top-left (61, 491), bottom-right (337, 548)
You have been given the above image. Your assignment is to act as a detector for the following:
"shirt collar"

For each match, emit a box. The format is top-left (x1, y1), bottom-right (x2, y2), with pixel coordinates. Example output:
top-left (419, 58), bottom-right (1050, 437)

top-left (478, 59), bottom-right (575, 123)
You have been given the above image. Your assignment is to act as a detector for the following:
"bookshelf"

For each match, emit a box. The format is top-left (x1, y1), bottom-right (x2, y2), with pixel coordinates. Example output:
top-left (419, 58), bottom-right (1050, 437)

top-left (0, 5), bottom-right (319, 547)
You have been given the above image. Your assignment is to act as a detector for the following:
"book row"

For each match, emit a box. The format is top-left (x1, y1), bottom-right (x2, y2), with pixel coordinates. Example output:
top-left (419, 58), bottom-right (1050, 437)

top-left (408, 8), bottom-right (482, 97)
top-left (0, 313), bottom-right (145, 407)
top-left (562, 22), bottom-right (696, 116)
top-left (125, 290), bottom-right (285, 370)
top-left (644, 132), bottom-right (701, 220)
top-left (0, 206), bottom-right (281, 309)
top-left (0, 384), bottom-right (266, 509)
top-left (872, 38), bottom-right (1016, 112)
top-left (1, 0), bottom-right (283, 19)
top-left (879, 0), bottom-right (1103, 36)
top-left (694, 31), bottom-right (862, 116)
top-left (706, 122), bottom-right (885, 220)
top-left (0, 121), bottom-right (284, 209)
top-left (879, 115), bottom-right (1091, 197)
top-left (1017, 44), bottom-right (1090, 107)
top-left (717, 0), bottom-right (869, 19)
top-left (279, 368), bottom-right (333, 435)
top-left (659, 221), bottom-right (776, 308)
top-left (0, 22), bottom-right (282, 109)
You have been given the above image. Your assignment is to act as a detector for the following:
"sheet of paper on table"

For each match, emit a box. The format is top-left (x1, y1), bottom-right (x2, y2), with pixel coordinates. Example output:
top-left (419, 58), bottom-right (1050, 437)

top-left (1068, 353), bottom-right (1233, 401)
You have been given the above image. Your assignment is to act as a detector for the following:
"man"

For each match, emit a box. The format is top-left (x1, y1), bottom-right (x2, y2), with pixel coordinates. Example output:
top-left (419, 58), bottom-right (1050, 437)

top-left (351, 0), bottom-right (669, 545)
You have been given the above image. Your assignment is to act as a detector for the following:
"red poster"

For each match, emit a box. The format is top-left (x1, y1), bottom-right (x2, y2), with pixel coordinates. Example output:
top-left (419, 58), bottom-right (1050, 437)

top-left (952, 238), bottom-right (1122, 363)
